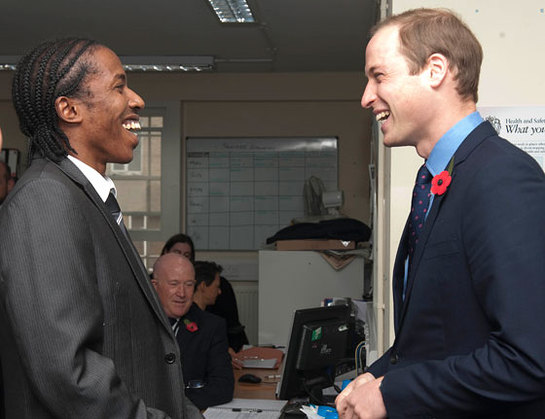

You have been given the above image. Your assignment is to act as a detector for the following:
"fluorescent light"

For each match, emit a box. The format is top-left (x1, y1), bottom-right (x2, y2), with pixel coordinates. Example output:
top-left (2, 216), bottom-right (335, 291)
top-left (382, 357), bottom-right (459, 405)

top-left (120, 56), bottom-right (214, 72)
top-left (0, 55), bottom-right (215, 72)
top-left (0, 56), bottom-right (19, 71)
top-left (207, 0), bottom-right (255, 23)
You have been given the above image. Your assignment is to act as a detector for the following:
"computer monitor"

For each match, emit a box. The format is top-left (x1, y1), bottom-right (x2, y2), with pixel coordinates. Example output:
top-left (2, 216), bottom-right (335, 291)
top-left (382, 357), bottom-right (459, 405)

top-left (277, 304), bottom-right (352, 403)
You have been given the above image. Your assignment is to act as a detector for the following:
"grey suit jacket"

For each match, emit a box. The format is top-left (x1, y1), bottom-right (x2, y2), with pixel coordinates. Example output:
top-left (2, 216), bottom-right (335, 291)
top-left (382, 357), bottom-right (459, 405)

top-left (0, 157), bottom-right (202, 419)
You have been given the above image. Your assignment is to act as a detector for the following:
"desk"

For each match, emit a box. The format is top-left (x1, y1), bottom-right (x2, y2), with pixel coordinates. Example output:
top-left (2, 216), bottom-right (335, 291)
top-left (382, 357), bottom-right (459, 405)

top-left (233, 347), bottom-right (284, 400)
top-left (233, 366), bottom-right (282, 400)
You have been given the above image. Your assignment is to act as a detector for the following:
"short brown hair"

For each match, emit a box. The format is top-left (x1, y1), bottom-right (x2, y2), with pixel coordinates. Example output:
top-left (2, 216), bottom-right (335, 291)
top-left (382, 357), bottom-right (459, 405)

top-left (372, 8), bottom-right (483, 102)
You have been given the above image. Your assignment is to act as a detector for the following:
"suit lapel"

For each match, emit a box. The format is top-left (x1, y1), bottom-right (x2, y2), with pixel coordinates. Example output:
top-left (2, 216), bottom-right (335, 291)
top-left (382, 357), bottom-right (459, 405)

top-left (392, 219), bottom-right (409, 330)
top-left (395, 121), bottom-right (497, 330)
top-left (56, 158), bottom-right (173, 334)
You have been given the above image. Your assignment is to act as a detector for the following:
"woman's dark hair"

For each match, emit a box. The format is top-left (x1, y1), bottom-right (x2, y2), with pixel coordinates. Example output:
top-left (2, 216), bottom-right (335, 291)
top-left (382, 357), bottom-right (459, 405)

top-left (194, 261), bottom-right (223, 288)
top-left (12, 37), bottom-right (100, 162)
top-left (160, 233), bottom-right (195, 262)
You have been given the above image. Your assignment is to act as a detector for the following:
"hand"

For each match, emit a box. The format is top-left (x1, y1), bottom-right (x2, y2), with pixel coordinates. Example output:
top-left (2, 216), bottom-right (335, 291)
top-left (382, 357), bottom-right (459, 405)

top-left (229, 347), bottom-right (244, 369)
top-left (336, 373), bottom-right (387, 419)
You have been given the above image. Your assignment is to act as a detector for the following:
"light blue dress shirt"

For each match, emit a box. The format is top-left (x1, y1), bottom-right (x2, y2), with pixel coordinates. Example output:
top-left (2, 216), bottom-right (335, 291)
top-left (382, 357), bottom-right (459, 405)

top-left (402, 112), bottom-right (484, 300)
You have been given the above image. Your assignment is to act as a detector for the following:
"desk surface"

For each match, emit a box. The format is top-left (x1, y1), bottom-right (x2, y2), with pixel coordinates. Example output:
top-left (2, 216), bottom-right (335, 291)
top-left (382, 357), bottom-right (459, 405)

top-left (233, 347), bottom-right (285, 400)
top-left (233, 366), bottom-right (281, 400)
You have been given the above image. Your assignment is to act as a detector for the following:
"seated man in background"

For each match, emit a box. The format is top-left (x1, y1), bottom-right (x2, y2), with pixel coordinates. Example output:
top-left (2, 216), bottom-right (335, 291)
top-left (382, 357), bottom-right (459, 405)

top-left (152, 254), bottom-right (234, 410)
top-left (193, 261), bottom-right (223, 312)
top-left (161, 233), bottom-right (249, 357)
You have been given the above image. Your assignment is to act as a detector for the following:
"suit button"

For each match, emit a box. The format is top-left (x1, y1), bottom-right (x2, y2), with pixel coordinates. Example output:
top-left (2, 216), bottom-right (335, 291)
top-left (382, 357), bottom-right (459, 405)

top-left (165, 353), bottom-right (176, 364)
top-left (390, 352), bottom-right (399, 364)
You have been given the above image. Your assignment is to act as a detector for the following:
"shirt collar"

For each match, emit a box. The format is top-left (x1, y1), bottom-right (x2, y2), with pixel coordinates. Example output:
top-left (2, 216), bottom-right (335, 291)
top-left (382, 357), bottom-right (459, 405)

top-left (426, 112), bottom-right (484, 176)
top-left (67, 156), bottom-right (116, 202)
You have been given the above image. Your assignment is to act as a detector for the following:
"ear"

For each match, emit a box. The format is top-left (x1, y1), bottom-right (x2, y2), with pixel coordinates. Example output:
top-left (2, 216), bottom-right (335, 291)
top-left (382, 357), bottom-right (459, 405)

top-left (425, 53), bottom-right (449, 89)
top-left (151, 279), bottom-right (158, 290)
top-left (55, 96), bottom-right (83, 124)
top-left (197, 282), bottom-right (206, 293)
top-left (7, 178), bottom-right (15, 192)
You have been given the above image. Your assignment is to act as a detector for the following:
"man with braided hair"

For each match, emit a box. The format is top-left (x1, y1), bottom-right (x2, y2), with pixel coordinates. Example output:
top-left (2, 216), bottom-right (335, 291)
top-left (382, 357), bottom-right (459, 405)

top-left (0, 39), bottom-right (202, 419)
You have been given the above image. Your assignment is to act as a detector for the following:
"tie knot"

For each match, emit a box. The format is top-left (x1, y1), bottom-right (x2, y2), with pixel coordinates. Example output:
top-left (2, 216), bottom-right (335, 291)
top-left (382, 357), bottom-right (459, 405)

top-left (168, 317), bottom-right (178, 326)
top-left (105, 192), bottom-right (124, 227)
top-left (105, 192), bottom-right (121, 213)
top-left (415, 164), bottom-right (432, 185)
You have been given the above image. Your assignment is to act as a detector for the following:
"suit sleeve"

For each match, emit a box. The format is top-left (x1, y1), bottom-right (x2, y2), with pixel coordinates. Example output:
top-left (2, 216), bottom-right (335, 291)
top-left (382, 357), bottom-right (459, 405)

top-left (186, 317), bottom-right (234, 410)
top-left (381, 150), bottom-right (545, 416)
top-left (0, 178), bottom-right (172, 418)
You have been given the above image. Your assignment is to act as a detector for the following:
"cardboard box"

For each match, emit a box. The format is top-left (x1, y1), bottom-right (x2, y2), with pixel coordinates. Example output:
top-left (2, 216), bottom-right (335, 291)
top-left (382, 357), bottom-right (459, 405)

top-left (275, 239), bottom-right (355, 251)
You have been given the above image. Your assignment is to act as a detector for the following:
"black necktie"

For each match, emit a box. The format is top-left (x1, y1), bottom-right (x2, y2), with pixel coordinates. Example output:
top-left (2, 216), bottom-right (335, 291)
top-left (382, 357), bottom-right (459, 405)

top-left (105, 190), bottom-right (128, 236)
top-left (169, 318), bottom-right (180, 336)
top-left (407, 164), bottom-right (432, 263)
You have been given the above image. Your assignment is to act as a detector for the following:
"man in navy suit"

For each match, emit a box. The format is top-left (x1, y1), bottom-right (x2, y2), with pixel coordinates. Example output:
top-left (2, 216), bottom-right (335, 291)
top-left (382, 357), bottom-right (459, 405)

top-left (152, 255), bottom-right (234, 410)
top-left (336, 8), bottom-right (545, 419)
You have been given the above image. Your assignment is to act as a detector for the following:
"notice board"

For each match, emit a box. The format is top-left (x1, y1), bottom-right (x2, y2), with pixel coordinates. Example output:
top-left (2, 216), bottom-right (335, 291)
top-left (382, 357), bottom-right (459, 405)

top-left (186, 137), bottom-right (338, 250)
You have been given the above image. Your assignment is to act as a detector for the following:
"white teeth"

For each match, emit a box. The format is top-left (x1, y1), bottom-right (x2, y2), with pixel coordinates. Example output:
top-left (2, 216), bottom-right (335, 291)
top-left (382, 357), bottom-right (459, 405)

top-left (376, 111), bottom-right (390, 122)
top-left (122, 120), bottom-right (141, 131)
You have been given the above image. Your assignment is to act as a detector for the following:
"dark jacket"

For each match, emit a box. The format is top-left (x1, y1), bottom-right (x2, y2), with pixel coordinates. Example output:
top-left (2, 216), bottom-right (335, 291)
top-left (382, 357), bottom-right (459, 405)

top-left (177, 304), bottom-right (234, 410)
top-left (0, 157), bottom-right (202, 418)
top-left (369, 122), bottom-right (545, 418)
top-left (206, 276), bottom-right (249, 352)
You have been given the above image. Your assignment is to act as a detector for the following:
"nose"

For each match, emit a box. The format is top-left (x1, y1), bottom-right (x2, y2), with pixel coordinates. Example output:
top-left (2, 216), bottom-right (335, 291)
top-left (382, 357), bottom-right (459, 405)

top-left (128, 88), bottom-right (145, 110)
top-left (176, 284), bottom-right (186, 297)
top-left (361, 80), bottom-right (376, 109)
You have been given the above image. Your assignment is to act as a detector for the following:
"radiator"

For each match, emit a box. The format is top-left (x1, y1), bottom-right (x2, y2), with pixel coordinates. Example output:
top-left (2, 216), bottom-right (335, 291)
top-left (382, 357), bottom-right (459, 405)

top-left (232, 281), bottom-right (259, 346)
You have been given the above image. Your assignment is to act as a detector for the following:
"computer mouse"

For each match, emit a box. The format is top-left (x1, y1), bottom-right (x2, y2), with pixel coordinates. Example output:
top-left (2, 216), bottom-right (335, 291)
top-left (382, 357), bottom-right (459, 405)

top-left (238, 373), bottom-right (262, 384)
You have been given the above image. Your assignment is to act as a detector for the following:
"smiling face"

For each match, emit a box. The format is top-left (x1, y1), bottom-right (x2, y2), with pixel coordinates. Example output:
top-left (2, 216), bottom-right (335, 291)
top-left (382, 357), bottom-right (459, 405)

top-left (66, 46), bottom-right (145, 174)
top-left (362, 25), bottom-right (432, 149)
top-left (152, 253), bottom-right (196, 318)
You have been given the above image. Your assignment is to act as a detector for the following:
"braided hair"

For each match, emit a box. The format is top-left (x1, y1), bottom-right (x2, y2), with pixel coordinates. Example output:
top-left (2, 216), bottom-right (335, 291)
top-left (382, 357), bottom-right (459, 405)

top-left (12, 38), bottom-right (101, 162)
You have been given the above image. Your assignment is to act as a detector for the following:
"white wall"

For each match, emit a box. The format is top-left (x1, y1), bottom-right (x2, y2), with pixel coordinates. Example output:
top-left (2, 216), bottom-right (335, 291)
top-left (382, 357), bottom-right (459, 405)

top-left (377, 0), bottom-right (545, 349)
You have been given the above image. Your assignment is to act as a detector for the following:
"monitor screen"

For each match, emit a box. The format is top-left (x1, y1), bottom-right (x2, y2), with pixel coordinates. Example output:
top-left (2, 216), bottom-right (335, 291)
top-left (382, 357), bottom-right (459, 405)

top-left (277, 304), bottom-right (351, 402)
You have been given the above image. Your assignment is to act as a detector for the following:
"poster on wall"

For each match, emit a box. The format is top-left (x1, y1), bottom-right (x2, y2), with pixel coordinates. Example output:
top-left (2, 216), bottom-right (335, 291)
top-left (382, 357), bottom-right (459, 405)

top-left (478, 106), bottom-right (545, 171)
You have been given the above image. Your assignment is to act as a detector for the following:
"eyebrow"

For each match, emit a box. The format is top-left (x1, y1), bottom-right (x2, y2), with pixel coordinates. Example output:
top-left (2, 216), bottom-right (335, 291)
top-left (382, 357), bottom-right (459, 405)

top-left (113, 73), bottom-right (126, 84)
top-left (366, 65), bottom-right (379, 76)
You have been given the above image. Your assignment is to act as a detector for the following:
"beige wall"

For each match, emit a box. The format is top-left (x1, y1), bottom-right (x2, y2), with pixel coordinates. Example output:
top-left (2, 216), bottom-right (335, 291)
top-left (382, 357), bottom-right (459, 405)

top-left (0, 71), bottom-right (373, 225)
top-left (376, 0), bottom-right (545, 349)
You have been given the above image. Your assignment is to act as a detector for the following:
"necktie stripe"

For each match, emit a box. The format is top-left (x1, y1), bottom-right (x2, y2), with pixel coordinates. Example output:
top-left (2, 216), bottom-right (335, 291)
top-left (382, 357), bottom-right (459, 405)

top-left (105, 190), bottom-right (128, 237)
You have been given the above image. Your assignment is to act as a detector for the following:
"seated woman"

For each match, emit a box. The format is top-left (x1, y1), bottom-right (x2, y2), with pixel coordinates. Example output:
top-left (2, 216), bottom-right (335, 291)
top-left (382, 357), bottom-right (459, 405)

top-left (151, 254), bottom-right (234, 410)
top-left (161, 234), bottom-right (249, 355)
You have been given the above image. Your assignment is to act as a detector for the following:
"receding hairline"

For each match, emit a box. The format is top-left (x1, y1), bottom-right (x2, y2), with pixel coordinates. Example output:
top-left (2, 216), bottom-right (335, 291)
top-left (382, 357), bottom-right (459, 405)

top-left (153, 253), bottom-right (194, 279)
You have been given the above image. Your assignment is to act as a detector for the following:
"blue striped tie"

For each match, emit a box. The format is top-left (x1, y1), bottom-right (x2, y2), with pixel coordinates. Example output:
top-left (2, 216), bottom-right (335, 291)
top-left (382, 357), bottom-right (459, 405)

top-left (408, 164), bottom-right (432, 265)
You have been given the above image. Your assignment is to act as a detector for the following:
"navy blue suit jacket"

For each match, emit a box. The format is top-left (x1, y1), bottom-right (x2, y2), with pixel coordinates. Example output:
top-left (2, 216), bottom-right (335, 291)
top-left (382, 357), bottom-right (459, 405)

top-left (368, 122), bottom-right (545, 418)
top-left (177, 304), bottom-right (234, 410)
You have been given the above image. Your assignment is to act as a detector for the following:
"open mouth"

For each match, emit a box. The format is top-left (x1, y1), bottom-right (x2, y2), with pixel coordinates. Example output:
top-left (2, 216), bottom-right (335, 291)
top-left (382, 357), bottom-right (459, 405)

top-left (122, 120), bottom-right (142, 135)
top-left (376, 111), bottom-right (390, 123)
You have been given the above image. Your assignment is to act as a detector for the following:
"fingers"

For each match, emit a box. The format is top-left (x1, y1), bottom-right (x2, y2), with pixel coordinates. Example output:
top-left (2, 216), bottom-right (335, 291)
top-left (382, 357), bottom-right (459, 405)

top-left (335, 374), bottom-right (385, 419)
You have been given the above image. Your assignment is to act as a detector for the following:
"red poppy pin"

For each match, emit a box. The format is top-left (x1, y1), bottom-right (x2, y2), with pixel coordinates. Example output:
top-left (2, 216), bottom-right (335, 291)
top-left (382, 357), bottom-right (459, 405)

top-left (430, 157), bottom-right (455, 196)
top-left (183, 318), bottom-right (199, 332)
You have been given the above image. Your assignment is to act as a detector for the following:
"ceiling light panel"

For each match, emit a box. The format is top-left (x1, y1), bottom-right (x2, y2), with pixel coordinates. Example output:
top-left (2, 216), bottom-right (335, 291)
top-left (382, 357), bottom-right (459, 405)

top-left (120, 56), bottom-right (214, 72)
top-left (208, 0), bottom-right (255, 23)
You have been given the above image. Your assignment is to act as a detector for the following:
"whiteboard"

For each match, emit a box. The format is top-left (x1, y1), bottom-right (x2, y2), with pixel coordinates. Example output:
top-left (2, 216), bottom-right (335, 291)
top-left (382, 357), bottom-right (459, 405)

top-left (186, 137), bottom-right (338, 250)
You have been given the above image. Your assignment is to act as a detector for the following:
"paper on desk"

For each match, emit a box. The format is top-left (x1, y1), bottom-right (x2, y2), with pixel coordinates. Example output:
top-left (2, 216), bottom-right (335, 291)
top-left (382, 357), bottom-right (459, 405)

top-left (204, 409), bottom-right (280, 419)
top-left (242, 358), bottom-right (277, 369)
top-left (211, 398), bottom-right (287, 410)
top-left (203, 398), bottom-right (287, 419)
